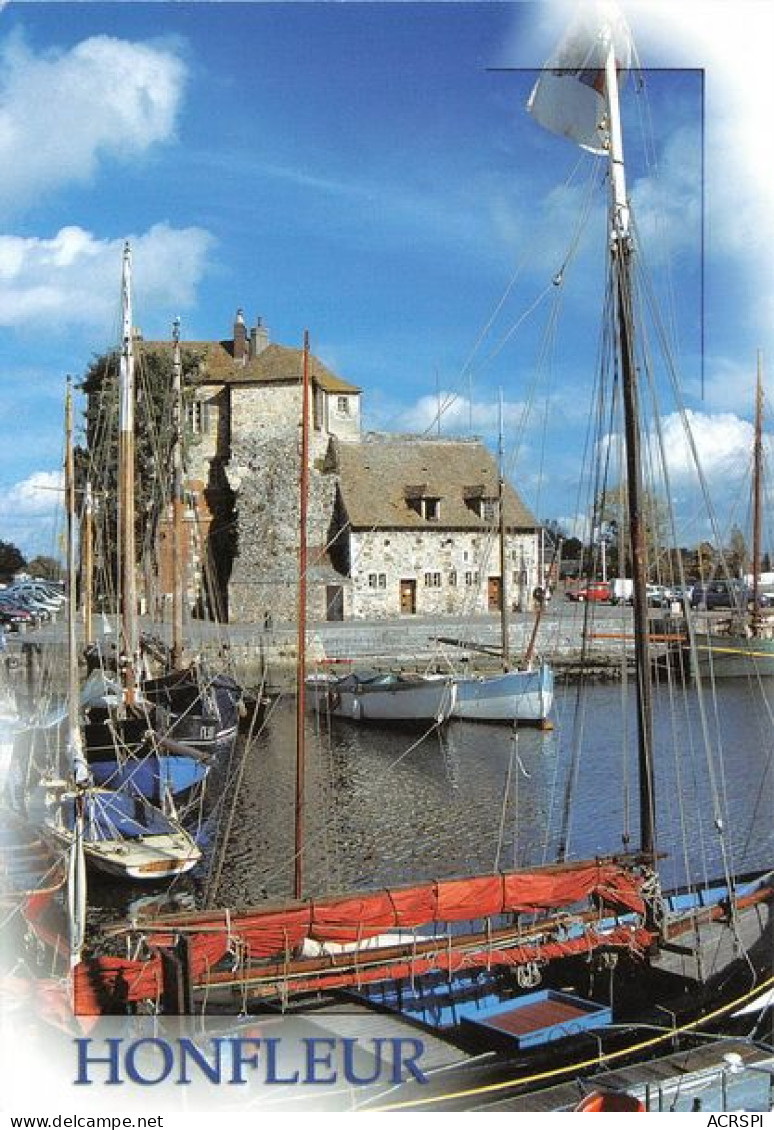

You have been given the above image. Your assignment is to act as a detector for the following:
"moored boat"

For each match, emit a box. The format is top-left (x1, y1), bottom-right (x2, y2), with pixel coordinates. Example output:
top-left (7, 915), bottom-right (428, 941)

top-left (30, 784), bottom-right (200, 882)
top-left (308, 669), bottom-right (456, 725)
top-left (450, 661), bottom-right (554, 724)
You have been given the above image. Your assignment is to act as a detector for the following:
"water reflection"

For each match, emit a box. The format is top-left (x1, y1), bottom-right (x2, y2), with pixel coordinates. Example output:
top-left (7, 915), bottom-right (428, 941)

top-left (90, 678), bottom-right (774, 927)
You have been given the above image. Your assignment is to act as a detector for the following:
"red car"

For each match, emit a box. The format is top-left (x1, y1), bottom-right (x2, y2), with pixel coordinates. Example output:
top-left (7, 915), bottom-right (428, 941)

top-left (565, 580), bottom-right (611, 603)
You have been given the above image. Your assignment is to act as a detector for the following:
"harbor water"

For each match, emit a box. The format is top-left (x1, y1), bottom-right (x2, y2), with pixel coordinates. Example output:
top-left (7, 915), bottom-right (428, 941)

top-left (85, 677), bottom-right (774, 925)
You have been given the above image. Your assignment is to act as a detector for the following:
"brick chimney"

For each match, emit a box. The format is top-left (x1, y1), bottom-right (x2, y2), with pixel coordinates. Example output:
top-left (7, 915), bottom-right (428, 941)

top-left (250, 316), bottom-right (269, 356)
top-left (233, 308), bottom-right (247, 361)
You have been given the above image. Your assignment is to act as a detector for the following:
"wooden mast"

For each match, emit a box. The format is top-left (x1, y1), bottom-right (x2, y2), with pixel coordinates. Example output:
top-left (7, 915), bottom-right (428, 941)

top-left (65, 377), bottom-right (88, 972)
top-left (604, 38), bottom-right (655, 861)
top-left (118, 242), bottom-right (138, 704)
top-left (295, 330), bottom-right (311, 900)
top-left (497, 389), bottom-right (510, 670)
top-left (170, 317), bottom-right (185, 668)
top-left (751, 353), bottom-right (764, 634)
top-left (81, 481), bottom-right (94, 649)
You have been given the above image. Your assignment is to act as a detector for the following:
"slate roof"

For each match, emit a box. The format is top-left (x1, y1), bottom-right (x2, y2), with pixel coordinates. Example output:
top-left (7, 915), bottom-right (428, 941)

top-left (333, 437), bottom-right (538, 531)
top-left (141, 340), bottom-right (360, 395)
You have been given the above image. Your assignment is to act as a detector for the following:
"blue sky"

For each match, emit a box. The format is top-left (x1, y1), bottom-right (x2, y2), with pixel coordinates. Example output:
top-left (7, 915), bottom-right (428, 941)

top-left (0, 1), bottom-right (772, 558)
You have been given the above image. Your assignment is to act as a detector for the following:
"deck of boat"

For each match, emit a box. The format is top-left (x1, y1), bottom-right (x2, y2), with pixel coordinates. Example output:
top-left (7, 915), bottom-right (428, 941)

top-left (354, 1036), bottom-right (773, 1112)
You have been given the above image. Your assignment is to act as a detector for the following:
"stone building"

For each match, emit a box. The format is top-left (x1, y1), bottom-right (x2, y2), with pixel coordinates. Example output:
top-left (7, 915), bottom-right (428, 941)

top-left (325, 435), bottom-right (542, 621)
top-left (140, 311), bottom-right (544, 625)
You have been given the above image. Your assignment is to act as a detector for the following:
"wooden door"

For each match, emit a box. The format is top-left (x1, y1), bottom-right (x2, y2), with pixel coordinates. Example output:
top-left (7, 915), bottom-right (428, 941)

top-left (400, 578), bottom-right (417, 614)
top-left (488, 576), bottom-right (502, 611)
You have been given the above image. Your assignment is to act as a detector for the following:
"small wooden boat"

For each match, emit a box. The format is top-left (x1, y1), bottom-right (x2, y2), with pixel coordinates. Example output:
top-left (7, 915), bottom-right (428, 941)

top-left (450, 661), bottom-right (554, 724)
top-left (308, 669), bottom-right (456, 725)
top-left (32, 783), bottom-right (201, 882)
top-left (0, 811), bottom-right (66, 916)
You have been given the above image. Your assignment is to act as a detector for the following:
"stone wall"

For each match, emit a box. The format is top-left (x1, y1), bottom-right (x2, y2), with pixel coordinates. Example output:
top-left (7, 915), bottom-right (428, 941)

top-left (348, 527), bottom-right (540, 619)
top-left (225, 428), bottom-right (340, 624)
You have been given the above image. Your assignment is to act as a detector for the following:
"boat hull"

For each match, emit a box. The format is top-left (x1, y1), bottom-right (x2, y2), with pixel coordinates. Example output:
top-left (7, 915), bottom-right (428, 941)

top-left (309, 672), bottom-right (456, 725)
top-left (142, 670), bottom-right (242, 753)
top-left (451, 663), bottom-right (554, 723)
top-left (690, 634), bottom-right (774, 678)
top-left (34, 788), bottom-right (202, 882)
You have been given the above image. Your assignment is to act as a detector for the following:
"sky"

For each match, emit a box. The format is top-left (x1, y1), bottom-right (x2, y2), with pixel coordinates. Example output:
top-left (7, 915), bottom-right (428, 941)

top-left (0, 0), bottom-right (772, 559)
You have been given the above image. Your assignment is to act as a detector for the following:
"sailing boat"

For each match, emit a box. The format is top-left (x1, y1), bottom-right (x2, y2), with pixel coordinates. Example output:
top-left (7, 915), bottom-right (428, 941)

top-left (74, 245), bottom-right (215, 803)
top-left (445, 395), bottom-right (555, 725)
top-left (690, 354), bottom-right (774, 677)
top-left (25, 379), bottom-right (202, 883)
top-left (71, 10), bottom-right (772, 1085)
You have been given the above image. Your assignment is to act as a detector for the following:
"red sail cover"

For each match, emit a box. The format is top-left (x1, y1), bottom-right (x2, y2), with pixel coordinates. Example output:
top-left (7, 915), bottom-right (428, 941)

top-left (74, 861), bottom-right (646, 1012)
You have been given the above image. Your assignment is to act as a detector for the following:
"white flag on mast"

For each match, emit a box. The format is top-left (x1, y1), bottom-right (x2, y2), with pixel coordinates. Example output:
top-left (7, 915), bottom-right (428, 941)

top-left (527, 6), bottom-right (632, 155)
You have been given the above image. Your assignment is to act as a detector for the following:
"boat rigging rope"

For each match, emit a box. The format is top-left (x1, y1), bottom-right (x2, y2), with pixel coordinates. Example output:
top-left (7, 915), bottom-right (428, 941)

top-left (202, 668), bottom-right (271, 908)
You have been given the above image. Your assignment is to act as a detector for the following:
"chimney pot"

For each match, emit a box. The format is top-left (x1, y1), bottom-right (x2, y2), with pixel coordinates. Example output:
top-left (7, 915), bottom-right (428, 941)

top-left (251, 315), bottom-right (270, 356)
top-left (233, 308), bottom-right (247, 360)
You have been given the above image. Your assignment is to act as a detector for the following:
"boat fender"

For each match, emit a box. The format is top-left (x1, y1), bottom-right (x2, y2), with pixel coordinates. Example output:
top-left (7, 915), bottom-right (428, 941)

top-left (352, 697), bottom-right (361, 720)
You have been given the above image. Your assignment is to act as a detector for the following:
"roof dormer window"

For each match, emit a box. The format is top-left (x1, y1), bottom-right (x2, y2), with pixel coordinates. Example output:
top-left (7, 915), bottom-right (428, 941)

top-left (405, 485), bottom-right (440, 521)
top-left (463, 485), bottom-right (497, 522)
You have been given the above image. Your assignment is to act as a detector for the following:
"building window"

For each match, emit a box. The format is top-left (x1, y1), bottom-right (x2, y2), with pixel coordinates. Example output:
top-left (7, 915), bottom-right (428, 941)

top-left (186, 400), bottom-right (208, 435)
top-left (480, 497), bottom-right (497, 522)
top-left (405, 488), bottom-right (441, 521)
top-left (368, 573), bottom-right (387, 589)
top-left (368, 573), bottom-right (378, 588)
top-left (424, 572), bottom-right (441, 588)
top-left (465, 571), bottom-right (479, 587)
top-left (449, 570), bottom-right (457, 587)
top-left (378, 573), bottom-right (386, 588)
top-left (337, 396), bottom-right (350, 415)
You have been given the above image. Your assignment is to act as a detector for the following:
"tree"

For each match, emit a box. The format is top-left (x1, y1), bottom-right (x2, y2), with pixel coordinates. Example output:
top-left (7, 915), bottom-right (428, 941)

top-left (77, 345), bottom-right (204, 599)
top-left (0, 540), bottom-right (26, 582)
top-left (725, 525), bottom-right (748, 577)
top-left (595, 483), bottom-right (670, 577)
top-left (26, 555), bottom-right (63, 581)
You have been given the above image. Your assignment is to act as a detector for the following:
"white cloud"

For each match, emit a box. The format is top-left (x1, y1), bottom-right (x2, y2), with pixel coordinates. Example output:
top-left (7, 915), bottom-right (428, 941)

top-left (0, 470), bottom-right (64, 558)
top-left (0, 223), bottom-right (215, 331)
top-left (387, 391), bottom-right (532, 439)
top-left (0, 33), bottom-right (186, 210)
top-left (0, 470), bottom-right (64, 516)
top-left (658, 409), bottom-right (753, 485)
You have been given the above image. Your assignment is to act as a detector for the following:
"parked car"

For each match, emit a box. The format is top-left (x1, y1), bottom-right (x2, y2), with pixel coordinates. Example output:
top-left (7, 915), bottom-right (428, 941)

top-left (690, 580), bottom-right (743, 610)
top-left (565, 580), bottom-right (611, 603)
top-left (0, 599), bottom-right (35, 628)
top-left (9, 583), bottom-right (64, 610)
top-left (646, 584), bottom-right (674, 608)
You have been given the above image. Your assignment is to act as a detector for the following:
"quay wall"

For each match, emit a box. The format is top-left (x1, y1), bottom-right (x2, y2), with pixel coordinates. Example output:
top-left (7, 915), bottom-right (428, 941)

top-left (11, 607), bottom-right (684, 696)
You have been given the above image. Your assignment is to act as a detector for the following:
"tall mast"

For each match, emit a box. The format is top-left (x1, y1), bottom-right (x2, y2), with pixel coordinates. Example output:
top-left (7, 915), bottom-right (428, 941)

top-left (497, 390), bottom-right (510, 669)
top-left (170, 317), bottom-right (185, 668)
top-left (118, 242), bottom-right (138, 703)
top-left (65, 377), bottom-right (88, 971)
top-left (751, 353), bottom-right (764, 633)
top-left (604, 38), bottom-right (655, 860)
top-left (295, 330), bottom-right (311, 900)
top-left (65, 379), bottom-right (87, 782)
top-left (81, 481), bottom-right (94, 649)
